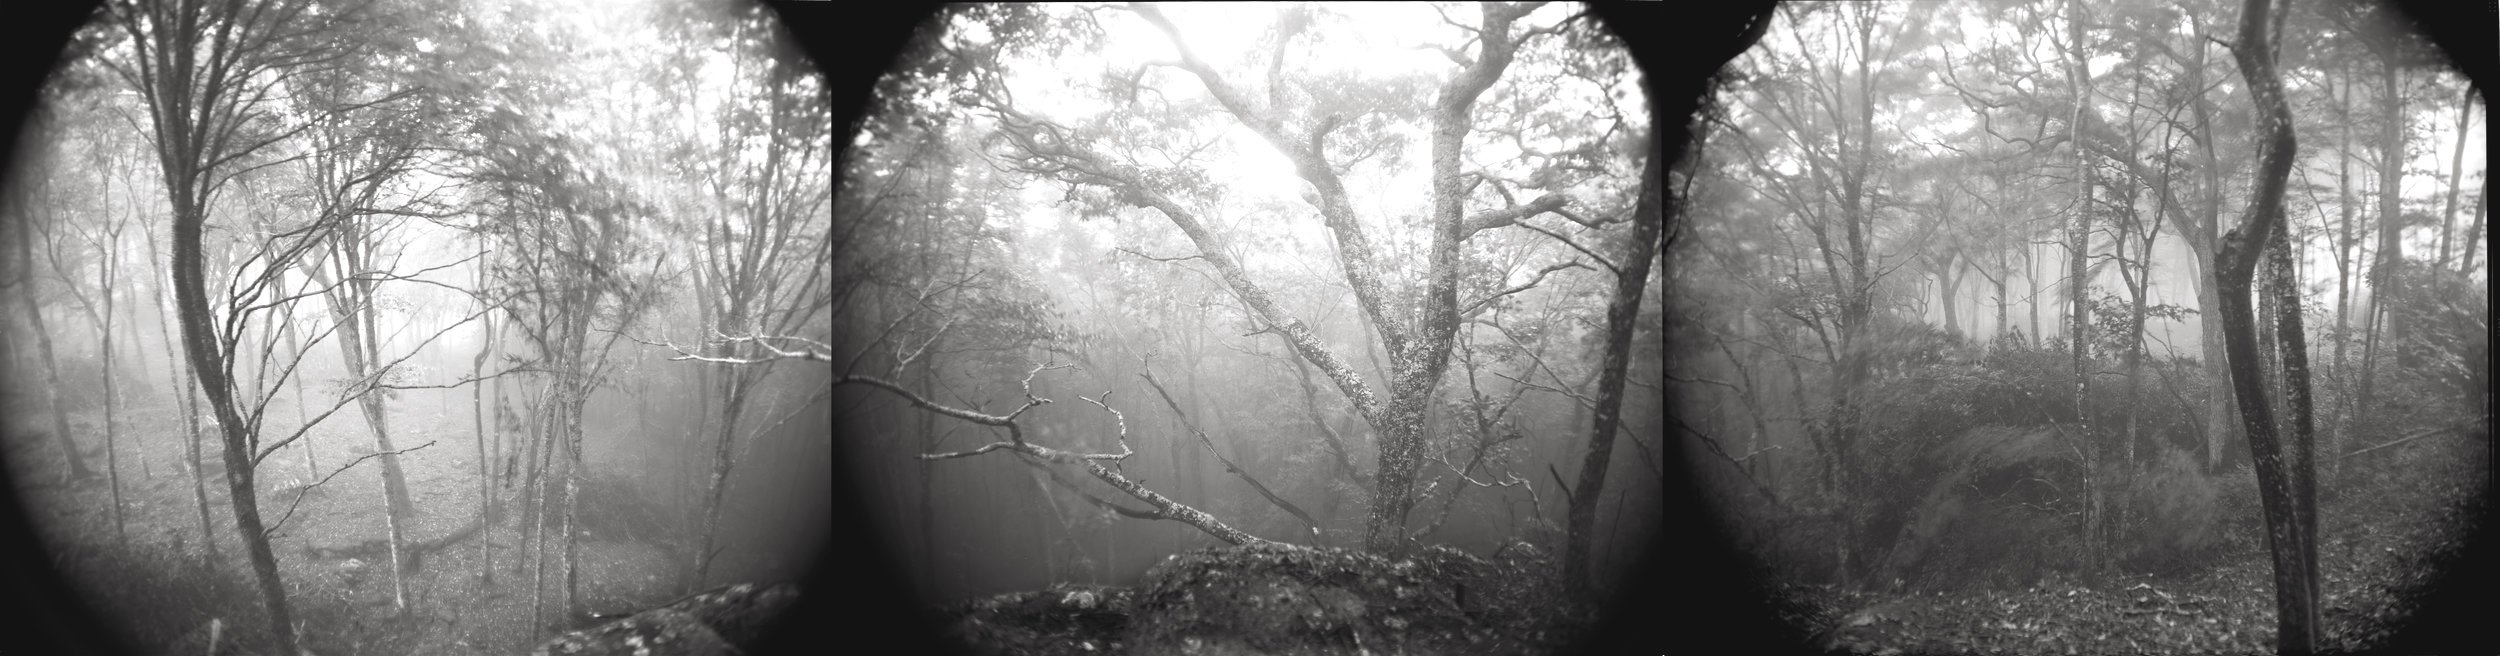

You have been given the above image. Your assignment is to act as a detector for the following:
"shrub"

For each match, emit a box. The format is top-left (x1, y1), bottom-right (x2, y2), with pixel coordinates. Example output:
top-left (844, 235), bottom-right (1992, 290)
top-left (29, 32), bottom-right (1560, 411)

top-left (2120, 447), bottom-right (2223, 575)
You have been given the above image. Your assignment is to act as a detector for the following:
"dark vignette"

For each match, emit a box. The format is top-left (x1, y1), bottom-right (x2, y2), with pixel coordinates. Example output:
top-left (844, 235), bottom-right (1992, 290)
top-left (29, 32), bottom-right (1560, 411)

top-left (0, 1), bottom-right (848, 654)
top-left (0, 1), bottom-right (2480, 655)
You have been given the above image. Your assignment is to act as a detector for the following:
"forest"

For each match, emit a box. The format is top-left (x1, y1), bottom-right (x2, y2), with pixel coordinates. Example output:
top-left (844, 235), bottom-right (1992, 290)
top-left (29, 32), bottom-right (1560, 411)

top-left (1674, 0), bottom-right (2487, 654)
top-left (0, 1), bottom-right (831, 655)
top-left (833, 3), bottom-right (1664, 655)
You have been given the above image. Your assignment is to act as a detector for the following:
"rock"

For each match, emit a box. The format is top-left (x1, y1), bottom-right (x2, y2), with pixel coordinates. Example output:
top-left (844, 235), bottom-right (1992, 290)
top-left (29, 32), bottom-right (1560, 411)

top-left (534, 609), bottom-right (741, 656)
top-left (942, 583), bottom-right (1133, 656)
top-left (939, 544), bottom-right (1584, 655)
top-left (1121, 543), bottom-right (1530, 655)
top-left (532, 582), bottom-right (802, 656)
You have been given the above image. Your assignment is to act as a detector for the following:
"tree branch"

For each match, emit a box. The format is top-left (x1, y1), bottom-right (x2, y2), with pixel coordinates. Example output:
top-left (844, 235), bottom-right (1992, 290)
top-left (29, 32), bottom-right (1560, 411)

top-left (1460, 194), bottom-right (1570, 236)
top-left (1140, 368), bottom-right (1324, 540)
top-left (263, 440), bottom-right (436, 539)
top-left (850, 363), bottom-right (1270, 546)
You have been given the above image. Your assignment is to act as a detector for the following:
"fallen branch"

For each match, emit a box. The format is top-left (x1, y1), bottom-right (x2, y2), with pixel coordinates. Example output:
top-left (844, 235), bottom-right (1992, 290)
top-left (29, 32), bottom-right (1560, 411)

top-left (2339, 425), bottom-right (2461, 461)
top-left (870, 363), bottom-right (1270, 546)
top-left (1140, 368), bottom-right (1323, 541)
top-left (1019, 456), bottom-right (1164, 519)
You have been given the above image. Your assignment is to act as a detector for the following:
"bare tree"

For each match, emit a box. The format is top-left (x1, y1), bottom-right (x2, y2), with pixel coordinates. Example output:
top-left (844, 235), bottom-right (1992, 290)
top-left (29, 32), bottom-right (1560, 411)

top-left (97, 0), bottom-right (343, 648)
top-left (5, 130), bottom-right (98, 486)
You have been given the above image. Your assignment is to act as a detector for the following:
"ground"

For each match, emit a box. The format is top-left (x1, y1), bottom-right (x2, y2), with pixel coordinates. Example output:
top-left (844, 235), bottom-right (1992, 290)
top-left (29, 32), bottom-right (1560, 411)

top-left (939, 541), bottom-right (1593, 656)
top-left (2, 385), bottom-right (798, 656)
top-left (1768, 433), bottom-right (2489, 655)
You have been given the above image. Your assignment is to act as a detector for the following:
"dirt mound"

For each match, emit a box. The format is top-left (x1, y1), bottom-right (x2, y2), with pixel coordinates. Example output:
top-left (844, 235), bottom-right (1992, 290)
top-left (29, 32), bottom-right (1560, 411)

top-left (940, 542), bottom-right (1582, 655)
top-left (942, 583), bottom-right (1134, 656)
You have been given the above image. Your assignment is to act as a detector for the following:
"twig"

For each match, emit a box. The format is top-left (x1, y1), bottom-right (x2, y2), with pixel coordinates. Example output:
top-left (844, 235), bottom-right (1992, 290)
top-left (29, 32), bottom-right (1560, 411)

top-left (2340, 425), bottom-right (2459, 460)
top-left (264, 440), bottom-right (437, 538)
top-left (1548, 464), bottom-right (1575, 508)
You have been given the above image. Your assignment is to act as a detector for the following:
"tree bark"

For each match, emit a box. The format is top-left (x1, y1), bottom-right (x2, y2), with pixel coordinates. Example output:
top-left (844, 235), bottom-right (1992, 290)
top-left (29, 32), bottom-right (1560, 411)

top-left (1122, 3), bottom-right (1543, 554)
top-left (1565, 115), bottom-right (1664, 594)
top-left (2434, 88), bottom-right (2474, 268)
top-left (2061, 0), bottom-right (2100, 568)
top-left (169, 167), bottom-right (299, 656)
top-left (473, 236), bottom-right (496, 588)
top-left (303, 240), bottom-right (412, 609)
top-left (2331, 68), bottom-right (2357, 482)
top-left (2215, 0), bottom-right (2319, 649)
top-left (2460, 177), bottom-right (2488, 273)
top-left (689, 361), bottom-right (751, 590)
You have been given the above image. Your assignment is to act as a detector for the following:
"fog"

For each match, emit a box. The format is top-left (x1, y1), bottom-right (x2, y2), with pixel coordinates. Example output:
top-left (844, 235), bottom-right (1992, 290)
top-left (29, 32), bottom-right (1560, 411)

top-left (0, 1), bottom-right (830, 655)
top-left (1670, 1), bottom-right (2489, 653)
top-left (829, 3), bottom-right (1665, 655)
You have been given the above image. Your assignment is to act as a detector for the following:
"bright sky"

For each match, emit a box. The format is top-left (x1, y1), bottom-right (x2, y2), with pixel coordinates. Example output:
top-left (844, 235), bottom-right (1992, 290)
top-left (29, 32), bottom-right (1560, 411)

top-left (965, 2), bottom-right (1610, 279)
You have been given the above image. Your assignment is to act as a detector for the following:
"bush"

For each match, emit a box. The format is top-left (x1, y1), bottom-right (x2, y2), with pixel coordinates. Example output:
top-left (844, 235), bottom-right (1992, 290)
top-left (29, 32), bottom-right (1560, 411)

top-left (2120, 447), bottom-right (2223, 575)
top-left (1871, 426), bottom-right (2081, 591)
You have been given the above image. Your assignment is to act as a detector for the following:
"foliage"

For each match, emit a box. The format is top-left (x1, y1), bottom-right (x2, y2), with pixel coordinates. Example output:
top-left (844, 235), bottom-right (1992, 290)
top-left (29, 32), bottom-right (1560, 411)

top-left (2119, 447), bottom-right (2225, 575)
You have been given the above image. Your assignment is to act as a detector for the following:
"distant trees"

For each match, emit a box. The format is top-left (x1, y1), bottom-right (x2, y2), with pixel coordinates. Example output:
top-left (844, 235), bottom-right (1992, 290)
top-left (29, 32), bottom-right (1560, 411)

top-left (1681, 0), bottom-right (2478, 630)
top-left (94, 0), bottom-right (464, 648)
top-left (645, 0), bottom-right (836, 593)
top-left (5, 110), bottom-right (99, 487)
top-left (1716, 1), bottom-right (1940, 586)
top-left (98, 0), bottom-right (359, 648)
top-left (835, 4), bottom-right (1657, 599)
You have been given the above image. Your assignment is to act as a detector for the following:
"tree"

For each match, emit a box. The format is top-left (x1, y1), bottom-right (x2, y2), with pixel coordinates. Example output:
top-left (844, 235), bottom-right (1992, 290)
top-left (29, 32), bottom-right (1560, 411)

top-left (45, 129), bottom-right (136, 544)
top-left (287, 49), bottom-right (443, 610)
top-left (2211, 0), bottom-right (2320, 649)
top-left (5, 113), bottom-right (99, 487)
top-left (1562, 78), bottom-right (1663, 596)
top-left (944, 3), bottom-right (1610, 555)
top-left (95, 0), bottom-right (466, 647)
top-left (647, 0), bottom-right (836, 592)
top-left (96, 1), bottom-right (345, 648)
top-left (1720, 1), bottom-right (1939, 584)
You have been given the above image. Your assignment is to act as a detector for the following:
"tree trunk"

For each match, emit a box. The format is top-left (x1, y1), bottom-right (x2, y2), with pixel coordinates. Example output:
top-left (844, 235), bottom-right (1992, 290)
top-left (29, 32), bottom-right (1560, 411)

top-left (2354, 54), bottom-right (2407, 438)
top-left (2461, 177), bottom-right (2488, 274)
top-left (308, 238), bottom-right (413, 609)
top-left (2027, 245), bottom-right (2043, 342)
top-left (561, 383), bottom-right (588, 623)
top-left (690, 361), bottom-right (751, 591)
top-left (2168, 20), bottom-right (2240, 473)
top-left (2434, 88), bottom-right (2473, 269)
top-left (98, 231), bottom-right (128, 544)
top-left (2062, 0), bottom-right (2099, 568)
top-left (2262, 186), bottom-right (2323, 628)
top-left (172, 187), bottom-right (298, 655)
top-left (472, 237), bottom-right (495, 588)
top-left (143, 217), bottom-right (219, 570)
top-left (1565, 116), bottom-right (1664, 595)
top-left (1993, 268), bottom-right (2011, 342)
top-left (2331, 71), bottom-right (2357, 482)
top-left (526, 383), bottom-right (554, 641)
top-left (916, 339), bottom-right (940, 593)
top-left (2214, 0), bottom-right (2319, 648)
top-left (271, 268), bottom-right (317, 480)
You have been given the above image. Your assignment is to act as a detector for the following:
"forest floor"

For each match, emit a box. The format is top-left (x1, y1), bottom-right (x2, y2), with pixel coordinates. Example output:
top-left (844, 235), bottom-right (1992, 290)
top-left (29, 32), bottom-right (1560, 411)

top-left (1773, 433), bottom-right (2488, 655)
top-left (937, 541), bottom-right (1600, 656)
top-left (3, 389), bottom-right (777, 656)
